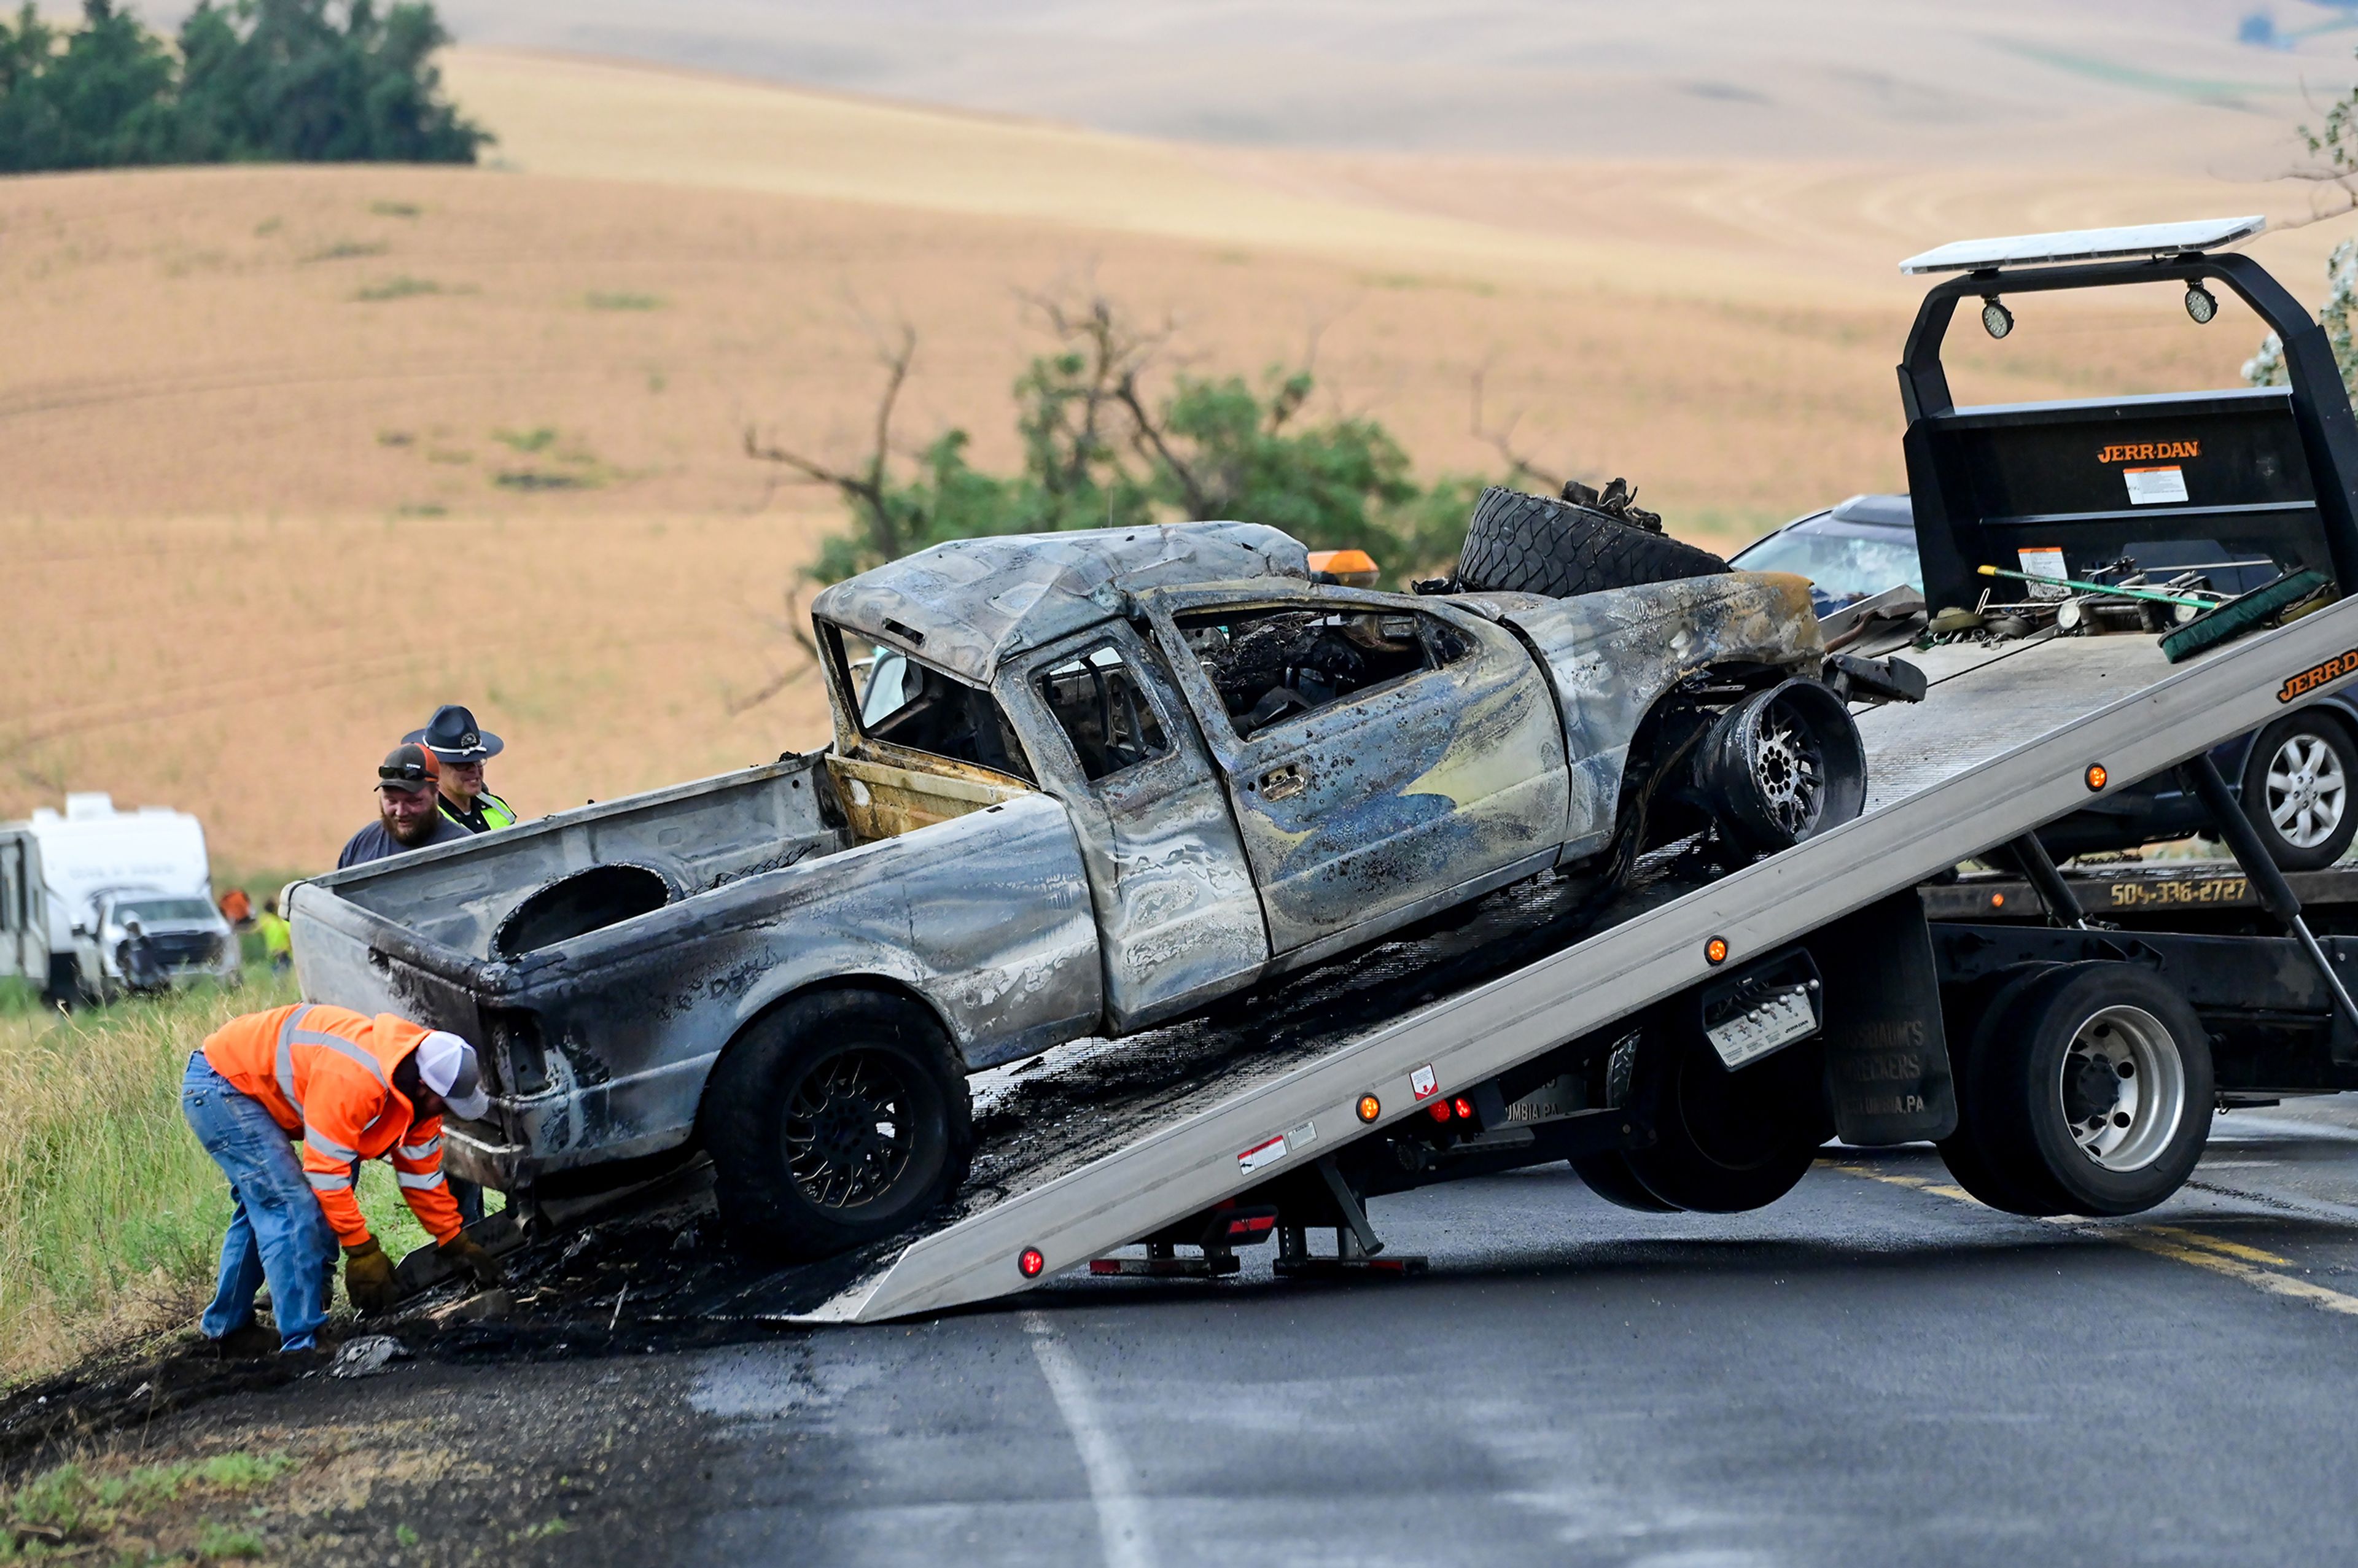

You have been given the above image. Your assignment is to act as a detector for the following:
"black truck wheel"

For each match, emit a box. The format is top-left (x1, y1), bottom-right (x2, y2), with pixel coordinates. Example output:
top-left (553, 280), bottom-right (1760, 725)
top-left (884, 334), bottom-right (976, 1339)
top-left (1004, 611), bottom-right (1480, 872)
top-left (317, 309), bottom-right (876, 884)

top-left (1570, 1151), bottom-right (1684, 1212)
top-left (2240, 710), bottom-right (2358, 871)
top-left (1967, 963), bottom-right (2214, 1217)
top-left (1691, 680), bottom-right (1868, 854)
top-left (1453, 486), bottom-right (1728, 599)
top-left (702, 988), bottom-right (973, 1259)
top-left (1620, 1023), bottom-right (1827, 1213)
top-left (1935, 964), bottom-right (2068, 1216)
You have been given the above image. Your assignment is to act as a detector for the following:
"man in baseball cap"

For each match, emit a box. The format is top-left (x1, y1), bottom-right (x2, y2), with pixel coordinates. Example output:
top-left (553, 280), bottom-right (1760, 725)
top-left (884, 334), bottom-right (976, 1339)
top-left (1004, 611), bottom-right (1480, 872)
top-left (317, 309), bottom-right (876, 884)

top-left (184, 1003), bottom-right (505, 1357)
top-left (405, 704), bottom-right (519, 835)
top-left (337, 743), bottom-right (472, 869)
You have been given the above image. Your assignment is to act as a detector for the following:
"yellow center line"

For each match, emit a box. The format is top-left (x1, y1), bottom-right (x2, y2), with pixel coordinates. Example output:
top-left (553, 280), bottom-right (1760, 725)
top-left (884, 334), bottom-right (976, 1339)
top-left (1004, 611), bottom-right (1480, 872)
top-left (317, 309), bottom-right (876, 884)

top-left (2141, 1224), bottom-right (2292, 1267)
top-left (2115, 1235), bottom-right (2358, 1317)
top-left (1821, 1161), bottom-right (2358, 1316)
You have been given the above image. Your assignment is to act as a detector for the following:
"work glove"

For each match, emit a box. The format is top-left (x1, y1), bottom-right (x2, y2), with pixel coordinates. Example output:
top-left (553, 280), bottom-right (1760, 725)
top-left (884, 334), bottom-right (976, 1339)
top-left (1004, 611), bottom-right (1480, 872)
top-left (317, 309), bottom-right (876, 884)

top-left (436, 1234), bottom-right (506, 1290)
top-left (342, 1238), bottom-right (398, 1314)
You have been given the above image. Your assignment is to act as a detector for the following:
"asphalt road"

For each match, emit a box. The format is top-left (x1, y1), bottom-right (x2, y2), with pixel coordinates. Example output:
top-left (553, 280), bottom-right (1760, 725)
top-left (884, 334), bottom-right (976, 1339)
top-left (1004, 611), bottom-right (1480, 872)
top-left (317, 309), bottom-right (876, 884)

top-left (679, 1100), bottom-right (2358, 1568)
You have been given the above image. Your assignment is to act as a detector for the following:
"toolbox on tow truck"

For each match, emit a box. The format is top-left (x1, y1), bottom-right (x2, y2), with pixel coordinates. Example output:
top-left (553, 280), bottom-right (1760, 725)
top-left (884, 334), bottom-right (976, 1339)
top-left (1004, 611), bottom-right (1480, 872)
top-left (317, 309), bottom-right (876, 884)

top-left (313, 216), bottom-right (2358, 1324)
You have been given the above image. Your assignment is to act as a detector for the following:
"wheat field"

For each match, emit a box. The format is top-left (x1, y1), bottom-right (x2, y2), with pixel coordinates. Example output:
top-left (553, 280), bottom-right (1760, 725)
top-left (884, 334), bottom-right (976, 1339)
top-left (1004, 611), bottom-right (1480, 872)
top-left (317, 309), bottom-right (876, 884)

top-left (4, 47), bottom-right (2349, 871)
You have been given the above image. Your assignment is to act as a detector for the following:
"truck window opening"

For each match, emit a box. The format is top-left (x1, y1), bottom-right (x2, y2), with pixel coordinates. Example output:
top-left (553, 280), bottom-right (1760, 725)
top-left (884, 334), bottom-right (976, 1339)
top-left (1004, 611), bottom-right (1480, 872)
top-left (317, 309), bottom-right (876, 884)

top-left (1037, 645), bottom-right (1171, 781)
top-left (1179, 607), bottom-right (1461, 739)
top-left (112, 896), bottom-right (216, 926)
top-left (824, 624), bottom-right (1035, 784)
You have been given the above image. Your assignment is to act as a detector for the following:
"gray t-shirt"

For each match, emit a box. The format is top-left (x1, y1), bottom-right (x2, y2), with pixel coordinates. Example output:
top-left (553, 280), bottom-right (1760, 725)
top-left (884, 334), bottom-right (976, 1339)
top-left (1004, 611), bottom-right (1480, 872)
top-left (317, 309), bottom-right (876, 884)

top-left (337, 812), bottom-right (471, 869)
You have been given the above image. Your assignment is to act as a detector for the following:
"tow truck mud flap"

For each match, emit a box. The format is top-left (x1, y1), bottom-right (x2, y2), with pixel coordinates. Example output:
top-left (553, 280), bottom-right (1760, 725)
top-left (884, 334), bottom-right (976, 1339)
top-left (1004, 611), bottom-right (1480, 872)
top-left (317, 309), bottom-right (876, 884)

top-left (1803, 889), bottom-right (1957, 1144)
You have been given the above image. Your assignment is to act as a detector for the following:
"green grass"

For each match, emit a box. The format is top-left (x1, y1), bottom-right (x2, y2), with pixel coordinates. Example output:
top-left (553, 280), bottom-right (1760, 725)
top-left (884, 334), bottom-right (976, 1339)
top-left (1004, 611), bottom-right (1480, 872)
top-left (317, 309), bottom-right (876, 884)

top-left (0, 1450), bottom-right (294, 1562)
top-left (351, 275), bottom-right (443, 303)
top-left (368, 200), bottom-right (422, 219)
top-left (301, 239), bottom-right (388, 263)
top-left (0, 974), bottom-right (439, 1381)
top-left (491, 425), bottom-right (558, 454)
top-left (584, 290), bottom-right (662, 311)
top-left (489, 425), bottom-right (612, 491)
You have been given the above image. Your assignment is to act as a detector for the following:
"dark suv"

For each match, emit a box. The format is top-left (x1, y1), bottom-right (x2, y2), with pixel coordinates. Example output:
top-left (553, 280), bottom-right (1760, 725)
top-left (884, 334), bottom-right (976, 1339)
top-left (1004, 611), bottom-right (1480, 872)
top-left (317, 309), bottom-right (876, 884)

top-left (1732, 495), bottom-right (2358, 869)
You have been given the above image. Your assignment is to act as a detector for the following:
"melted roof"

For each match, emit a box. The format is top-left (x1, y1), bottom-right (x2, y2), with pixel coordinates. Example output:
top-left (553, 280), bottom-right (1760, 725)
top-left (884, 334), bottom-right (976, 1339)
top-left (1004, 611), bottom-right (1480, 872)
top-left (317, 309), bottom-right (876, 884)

top-left (811, 522), bottom-right (1310, 683)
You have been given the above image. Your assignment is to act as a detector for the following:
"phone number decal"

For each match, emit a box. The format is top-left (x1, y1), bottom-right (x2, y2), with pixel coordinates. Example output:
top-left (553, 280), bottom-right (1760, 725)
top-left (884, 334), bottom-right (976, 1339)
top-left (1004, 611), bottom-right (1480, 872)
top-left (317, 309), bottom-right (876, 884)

top-left (2107, 878), bottom-right (2251, 907)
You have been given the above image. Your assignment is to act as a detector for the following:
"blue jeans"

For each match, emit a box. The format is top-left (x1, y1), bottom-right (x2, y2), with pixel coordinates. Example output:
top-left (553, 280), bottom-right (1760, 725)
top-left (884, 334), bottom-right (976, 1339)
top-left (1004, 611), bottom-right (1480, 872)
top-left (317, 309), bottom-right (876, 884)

top-left (181, 1053), bottom-right (336, 1351)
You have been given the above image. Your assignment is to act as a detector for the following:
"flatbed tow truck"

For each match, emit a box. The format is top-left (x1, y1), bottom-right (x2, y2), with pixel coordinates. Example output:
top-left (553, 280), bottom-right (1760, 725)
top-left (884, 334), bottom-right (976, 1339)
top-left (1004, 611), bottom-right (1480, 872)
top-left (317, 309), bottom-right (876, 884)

top-left (335, 217), bottom-right (2358, 1328)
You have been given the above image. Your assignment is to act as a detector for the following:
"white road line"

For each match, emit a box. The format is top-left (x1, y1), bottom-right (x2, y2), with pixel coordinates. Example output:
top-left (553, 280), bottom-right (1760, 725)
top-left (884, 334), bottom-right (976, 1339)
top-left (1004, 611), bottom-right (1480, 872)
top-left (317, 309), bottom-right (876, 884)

top-left (1023, 1310), bottom-right (1156, 1568)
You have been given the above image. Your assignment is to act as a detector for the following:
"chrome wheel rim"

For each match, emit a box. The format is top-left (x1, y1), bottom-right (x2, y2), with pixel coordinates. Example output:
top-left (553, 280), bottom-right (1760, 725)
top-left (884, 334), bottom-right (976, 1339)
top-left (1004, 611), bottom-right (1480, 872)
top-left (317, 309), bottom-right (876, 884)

top-left (2265, 732), bottom-right (2346, 850)
top-left (2056, 1004), bottom-right (2185, 1172)
top-left (1749, 702), bottom-right (1826, 839)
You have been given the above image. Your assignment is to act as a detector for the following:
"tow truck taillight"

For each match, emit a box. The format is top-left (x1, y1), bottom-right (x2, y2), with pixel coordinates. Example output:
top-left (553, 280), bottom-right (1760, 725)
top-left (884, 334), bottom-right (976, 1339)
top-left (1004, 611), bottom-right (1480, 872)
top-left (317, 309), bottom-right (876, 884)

top-left (1428, 1100), bottom-right (1452, 1123)
top-left (1018, 1247), bottom-right (1046, 1278)
top-left (1452, 1096), bottom-right (1475, 1121)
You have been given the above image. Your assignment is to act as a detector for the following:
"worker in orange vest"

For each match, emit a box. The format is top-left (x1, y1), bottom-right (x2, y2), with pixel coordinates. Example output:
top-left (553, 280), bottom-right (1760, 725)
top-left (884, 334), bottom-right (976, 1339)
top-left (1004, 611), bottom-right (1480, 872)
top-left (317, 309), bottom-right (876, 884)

top-left (181, 1002), bottom-right (505, 1356)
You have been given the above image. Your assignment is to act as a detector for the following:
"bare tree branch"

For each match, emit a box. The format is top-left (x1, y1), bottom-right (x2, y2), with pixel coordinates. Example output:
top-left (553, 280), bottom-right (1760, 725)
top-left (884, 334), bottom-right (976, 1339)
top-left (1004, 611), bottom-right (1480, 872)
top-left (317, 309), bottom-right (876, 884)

top-left (1116, 371), bottom-right (1208, 516)
top-left (735, 324), bottom-right (922, 715)
top-left (744, 323), bottom-right (918, 567)
top-left (1468, 365), bottom-right (1572, 494)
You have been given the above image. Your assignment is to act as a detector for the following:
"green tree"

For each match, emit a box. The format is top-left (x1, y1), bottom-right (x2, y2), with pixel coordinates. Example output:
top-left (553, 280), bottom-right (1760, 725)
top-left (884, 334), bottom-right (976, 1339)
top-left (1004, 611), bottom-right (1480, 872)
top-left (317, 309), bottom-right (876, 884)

top-left (749, 298), bottom-right (1488, 590)
top-left (2246, 49), bottom-right (2358, 397)
top-left (0, 0), bottom-right (484, 173)
top-left (176, 0), bottom-right (484, 163)
top-left (0, 2), bottom-right (176, 172)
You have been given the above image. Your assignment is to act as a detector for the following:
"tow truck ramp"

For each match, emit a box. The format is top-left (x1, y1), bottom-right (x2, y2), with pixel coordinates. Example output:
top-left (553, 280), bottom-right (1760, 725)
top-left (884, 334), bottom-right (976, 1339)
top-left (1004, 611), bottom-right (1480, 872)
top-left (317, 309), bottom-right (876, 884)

top-left (806, 598), bottom-right (2358, 1322)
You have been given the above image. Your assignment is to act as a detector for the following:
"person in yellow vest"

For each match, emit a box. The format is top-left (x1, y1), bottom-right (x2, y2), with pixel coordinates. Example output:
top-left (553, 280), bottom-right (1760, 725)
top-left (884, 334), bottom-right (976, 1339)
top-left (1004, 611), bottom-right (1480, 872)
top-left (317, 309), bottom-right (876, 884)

top-left (405, 705), bottom-right (518, 834)
top-left (257, 895), bottom-right (293, 975)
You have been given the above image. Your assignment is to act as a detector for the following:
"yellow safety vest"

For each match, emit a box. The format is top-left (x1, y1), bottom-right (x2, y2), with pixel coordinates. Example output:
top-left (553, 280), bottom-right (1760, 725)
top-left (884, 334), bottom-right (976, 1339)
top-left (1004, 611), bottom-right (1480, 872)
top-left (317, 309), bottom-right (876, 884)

top-left (440, 791), bottom-right (517, 833)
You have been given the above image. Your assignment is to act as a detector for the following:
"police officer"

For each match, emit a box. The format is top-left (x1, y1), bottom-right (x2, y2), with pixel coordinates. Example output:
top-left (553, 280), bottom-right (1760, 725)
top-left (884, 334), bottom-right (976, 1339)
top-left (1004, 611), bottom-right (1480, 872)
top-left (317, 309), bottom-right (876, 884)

top-left (404, 705), bottom-right (518, 835)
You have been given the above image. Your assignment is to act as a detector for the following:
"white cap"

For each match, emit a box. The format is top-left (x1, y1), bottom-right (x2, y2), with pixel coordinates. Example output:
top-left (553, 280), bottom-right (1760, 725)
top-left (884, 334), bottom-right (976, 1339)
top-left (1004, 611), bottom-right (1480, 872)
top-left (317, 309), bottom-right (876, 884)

top-left (414, 1030), bottom-right (490, 1120)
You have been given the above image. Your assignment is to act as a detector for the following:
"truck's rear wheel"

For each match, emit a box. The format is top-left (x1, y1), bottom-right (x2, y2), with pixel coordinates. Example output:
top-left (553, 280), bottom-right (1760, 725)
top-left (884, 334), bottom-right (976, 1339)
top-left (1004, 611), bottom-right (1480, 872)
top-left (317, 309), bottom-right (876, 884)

top-left (1966, 963), bottom-right (2213, 1216)
top-left (702, 989), bottom-right (972, 1260)
top-left (1936, 964), bottom-right (2068, 1216)
top-left (1570, 1151), bottom-right (1683, 1212)
top-left (1453, 486), bottom-right (1727, 599)
top-left (1621, 1024), bottom-right (1827, 1213)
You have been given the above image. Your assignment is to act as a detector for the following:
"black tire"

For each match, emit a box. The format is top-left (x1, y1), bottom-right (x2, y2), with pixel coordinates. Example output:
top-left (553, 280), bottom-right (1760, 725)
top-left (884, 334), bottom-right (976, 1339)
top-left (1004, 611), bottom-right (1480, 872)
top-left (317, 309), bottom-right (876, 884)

top-left (1691, 679), bottom-right (1867, 855)
top-left (1621, 1022), bottom-right (1829, 1213)
top-left (1936, 964), bottom-right (2068, 1216)
top-left (2239, 709), bottom-right (2358, 871)
top-left (1971, 963), bottom-right (2214, 1217)
top-left (1569, 1151), bottom-right (1684, 1212)
top-left (1453, 486), bottom-right (1729, 599)
top-left (701, 988), bottom-right (973, 1260)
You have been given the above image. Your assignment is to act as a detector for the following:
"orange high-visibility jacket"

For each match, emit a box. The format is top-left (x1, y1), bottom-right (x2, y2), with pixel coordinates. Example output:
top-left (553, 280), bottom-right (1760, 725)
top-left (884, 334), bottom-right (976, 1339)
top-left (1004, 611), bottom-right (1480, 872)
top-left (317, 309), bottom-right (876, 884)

top-left (202, 1003), bottom-right (463, 1248)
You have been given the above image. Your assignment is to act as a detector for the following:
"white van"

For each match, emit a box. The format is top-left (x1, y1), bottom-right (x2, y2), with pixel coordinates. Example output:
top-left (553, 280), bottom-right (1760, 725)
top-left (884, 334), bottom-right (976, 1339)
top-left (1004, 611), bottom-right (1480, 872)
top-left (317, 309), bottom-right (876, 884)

top-left (0, 793), bottom-right (242, 1004)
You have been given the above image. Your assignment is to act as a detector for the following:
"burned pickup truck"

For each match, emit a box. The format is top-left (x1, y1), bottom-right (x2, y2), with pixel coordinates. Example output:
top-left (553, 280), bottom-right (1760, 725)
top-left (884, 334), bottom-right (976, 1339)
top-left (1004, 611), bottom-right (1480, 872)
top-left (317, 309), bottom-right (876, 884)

top-left (290, 506), bottom-right (1894, 1259)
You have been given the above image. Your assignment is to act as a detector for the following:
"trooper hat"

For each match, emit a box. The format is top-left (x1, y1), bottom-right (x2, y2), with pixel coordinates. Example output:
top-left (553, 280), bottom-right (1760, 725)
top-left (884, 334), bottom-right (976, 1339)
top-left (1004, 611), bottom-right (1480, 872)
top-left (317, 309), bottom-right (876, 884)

top-left (414, 1030), bottom-right (491, 1120)
top-left (404, 704), bottom-right (504, 763)
top-left (376, 743), bottom-right (442, 795)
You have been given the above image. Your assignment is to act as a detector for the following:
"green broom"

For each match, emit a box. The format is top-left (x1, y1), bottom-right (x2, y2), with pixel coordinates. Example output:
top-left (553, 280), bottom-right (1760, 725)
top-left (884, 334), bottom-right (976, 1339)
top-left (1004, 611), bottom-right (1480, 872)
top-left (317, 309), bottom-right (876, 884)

top-left (2160, 569), bottom-right (2332, 663)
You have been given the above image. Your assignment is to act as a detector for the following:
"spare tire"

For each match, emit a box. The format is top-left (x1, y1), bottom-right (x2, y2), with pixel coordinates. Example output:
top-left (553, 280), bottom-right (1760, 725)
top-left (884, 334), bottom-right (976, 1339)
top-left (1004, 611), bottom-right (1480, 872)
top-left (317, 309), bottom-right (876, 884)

top-left (1453, 486), bottom-right (1728, 599)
